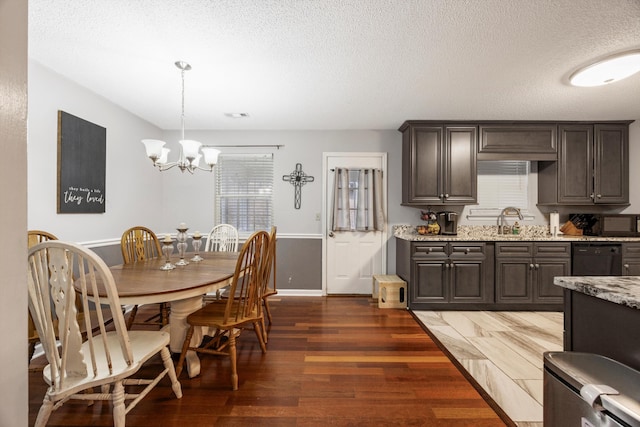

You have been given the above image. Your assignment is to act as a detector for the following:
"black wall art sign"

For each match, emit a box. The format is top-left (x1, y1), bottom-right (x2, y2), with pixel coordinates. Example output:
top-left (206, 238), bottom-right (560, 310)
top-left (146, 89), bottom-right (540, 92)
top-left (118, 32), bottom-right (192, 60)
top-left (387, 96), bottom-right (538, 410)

top-left (57, 111), bottom-right (106, 213)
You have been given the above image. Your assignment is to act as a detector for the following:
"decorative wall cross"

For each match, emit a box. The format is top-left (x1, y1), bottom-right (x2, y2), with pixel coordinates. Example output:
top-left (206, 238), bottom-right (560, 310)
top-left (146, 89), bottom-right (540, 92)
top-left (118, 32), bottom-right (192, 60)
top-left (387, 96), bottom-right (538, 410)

top-left (282, 163), bottom-right (314, 209)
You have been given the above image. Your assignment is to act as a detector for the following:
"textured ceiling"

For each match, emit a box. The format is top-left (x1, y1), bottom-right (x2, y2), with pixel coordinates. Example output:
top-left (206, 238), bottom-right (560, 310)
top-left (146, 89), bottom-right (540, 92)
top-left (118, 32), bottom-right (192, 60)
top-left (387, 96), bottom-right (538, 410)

top-left (29, 0), bottom-right (640, 130)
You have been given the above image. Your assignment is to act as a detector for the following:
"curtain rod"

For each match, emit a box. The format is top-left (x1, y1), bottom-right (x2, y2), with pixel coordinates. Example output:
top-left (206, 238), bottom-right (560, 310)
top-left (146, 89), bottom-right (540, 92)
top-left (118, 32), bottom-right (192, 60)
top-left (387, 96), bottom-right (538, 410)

top-left (202, 144), bottom-right (284, 149)
top-left (330, 168), bottom-right (380, 172)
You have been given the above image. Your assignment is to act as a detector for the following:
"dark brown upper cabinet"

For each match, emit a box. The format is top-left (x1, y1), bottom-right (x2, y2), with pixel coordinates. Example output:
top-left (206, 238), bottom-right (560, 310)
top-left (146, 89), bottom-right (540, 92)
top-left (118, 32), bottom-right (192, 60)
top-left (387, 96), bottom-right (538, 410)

top-left (400, 122), bottom-right (477, 206)
top-left (478, 124), bottom-right (557, 161)
top-left (538, 122), bottom-right (630, 206)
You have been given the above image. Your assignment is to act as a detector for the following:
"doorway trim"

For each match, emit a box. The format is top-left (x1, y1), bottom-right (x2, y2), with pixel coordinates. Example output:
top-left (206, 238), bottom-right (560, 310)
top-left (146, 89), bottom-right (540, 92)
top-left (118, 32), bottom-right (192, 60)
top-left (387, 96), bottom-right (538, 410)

top-left (321, 152), bottom-right (388, 296)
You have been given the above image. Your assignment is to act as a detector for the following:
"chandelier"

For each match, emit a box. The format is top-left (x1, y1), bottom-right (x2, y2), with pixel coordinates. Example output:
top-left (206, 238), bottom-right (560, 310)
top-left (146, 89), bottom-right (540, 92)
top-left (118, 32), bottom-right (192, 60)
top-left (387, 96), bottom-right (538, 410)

top-left (141, 61), bottom-right (220, 173)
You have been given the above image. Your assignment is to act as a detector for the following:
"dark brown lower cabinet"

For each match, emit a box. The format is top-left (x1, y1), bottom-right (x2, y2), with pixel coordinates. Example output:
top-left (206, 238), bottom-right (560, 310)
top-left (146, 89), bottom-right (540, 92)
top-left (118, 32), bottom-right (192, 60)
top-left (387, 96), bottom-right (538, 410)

top-left (495, 242), bottom-right (567, 309)
top-left (396, 239), bottom-right (568, 310)
top-left (396, 240), bottom-right (494, 310)
top-left (623, 243), bottom-right (640, 275)
top-left (412, 258), bottom-right (488, 303)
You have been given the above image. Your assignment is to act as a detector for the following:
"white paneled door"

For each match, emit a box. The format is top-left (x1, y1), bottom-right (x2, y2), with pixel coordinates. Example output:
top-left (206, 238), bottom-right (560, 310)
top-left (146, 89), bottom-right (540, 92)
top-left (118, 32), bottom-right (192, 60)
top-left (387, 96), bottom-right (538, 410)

top-left (322, 153), bottom-right (387, 294)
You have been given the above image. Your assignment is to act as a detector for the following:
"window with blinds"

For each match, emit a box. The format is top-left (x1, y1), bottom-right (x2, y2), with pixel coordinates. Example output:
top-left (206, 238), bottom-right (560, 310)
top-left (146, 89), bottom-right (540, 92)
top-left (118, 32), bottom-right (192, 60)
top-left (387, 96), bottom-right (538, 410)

top-left (468, 161), bottom-right (530, 218)
top-left (215, 153), bottom-right (274, 233)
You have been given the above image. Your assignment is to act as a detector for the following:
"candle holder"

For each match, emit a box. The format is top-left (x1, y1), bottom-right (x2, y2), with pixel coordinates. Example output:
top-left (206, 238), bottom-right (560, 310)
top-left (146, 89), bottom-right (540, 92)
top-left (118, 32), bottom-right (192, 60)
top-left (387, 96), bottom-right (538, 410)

top-left (175, 225), bottom-right (189, 266)
top-left (191, 233), bottom-right (203, 262)
top-left (160, 238), bottom-right (175, 270)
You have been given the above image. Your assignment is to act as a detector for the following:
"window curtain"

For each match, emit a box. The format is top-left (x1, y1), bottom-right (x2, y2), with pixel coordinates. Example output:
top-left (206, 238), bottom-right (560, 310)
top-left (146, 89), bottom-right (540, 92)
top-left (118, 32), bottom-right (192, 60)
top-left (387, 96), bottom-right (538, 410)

top-left (356, 168), bottom-right (385, 231)
top-left (331, 168), bottom-right (351, 231)
top-left (331, 168), bottom-right (385, 232)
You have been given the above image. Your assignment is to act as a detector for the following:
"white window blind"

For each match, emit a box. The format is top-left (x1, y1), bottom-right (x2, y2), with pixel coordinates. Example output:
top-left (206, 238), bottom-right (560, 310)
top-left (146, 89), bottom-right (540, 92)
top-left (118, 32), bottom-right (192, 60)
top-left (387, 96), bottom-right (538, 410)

top-left (215, 153), bottom-right (274, 233)
top-left (469, 161), bottom-right (530, 218)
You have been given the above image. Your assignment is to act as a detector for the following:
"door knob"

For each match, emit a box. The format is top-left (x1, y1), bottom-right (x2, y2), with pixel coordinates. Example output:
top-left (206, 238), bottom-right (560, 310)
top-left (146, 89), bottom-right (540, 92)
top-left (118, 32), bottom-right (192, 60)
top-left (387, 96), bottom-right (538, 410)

top-left (328, 231), bottom-right (334, 238)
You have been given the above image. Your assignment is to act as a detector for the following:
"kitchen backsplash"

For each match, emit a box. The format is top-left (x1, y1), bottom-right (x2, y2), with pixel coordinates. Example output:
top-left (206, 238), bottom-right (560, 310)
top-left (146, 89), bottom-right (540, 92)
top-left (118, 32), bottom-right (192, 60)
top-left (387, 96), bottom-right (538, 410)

top-left (393, 224), bottom-right (551, 239)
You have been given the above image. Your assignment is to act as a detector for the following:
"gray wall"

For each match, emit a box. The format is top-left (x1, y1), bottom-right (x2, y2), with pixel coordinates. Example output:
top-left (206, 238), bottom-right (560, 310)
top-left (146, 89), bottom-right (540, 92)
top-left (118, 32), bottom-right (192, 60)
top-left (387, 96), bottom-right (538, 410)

top-left (1, 0), bottom-right (28, 425)
top-left (276, 238), bottom-right (322, 291)
top-left (28, 61), bottom-right (166, 241)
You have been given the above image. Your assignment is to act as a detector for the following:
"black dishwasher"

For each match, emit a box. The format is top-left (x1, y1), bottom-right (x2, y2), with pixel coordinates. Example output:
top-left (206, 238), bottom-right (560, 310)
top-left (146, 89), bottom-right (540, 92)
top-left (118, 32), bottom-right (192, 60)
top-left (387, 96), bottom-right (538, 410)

top-left (572, 243), bottom-right (622, 276)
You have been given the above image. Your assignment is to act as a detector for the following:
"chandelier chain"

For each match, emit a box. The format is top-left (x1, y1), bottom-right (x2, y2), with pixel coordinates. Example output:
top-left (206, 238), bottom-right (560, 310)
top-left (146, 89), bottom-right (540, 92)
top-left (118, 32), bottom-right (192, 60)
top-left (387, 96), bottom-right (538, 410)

top-left (181, 67), bottom-right (186, 141)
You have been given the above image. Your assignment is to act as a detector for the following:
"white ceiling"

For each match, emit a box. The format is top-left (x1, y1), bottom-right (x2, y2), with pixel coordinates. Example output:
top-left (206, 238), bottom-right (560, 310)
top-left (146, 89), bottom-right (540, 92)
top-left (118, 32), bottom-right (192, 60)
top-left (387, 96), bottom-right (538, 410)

top-left (28, 0), bottom-right (640, 131)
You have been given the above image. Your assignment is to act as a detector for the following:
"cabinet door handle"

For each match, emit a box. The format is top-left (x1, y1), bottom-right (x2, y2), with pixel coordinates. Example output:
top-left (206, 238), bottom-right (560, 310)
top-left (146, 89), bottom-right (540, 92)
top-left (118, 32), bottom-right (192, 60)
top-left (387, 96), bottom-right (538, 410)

top-left (465, 248), bottom-right (471, 254)
top-left (597, 194), bottom-right (602, 198)
top-left (535, 264), bottom-right (539, 269)
top-left (444, 193), bottom-right (449, 198)
top-left (428, 247), bottom-right (433, 253)
top-left (624, 263), bottom-right (630, 271)
top-left (439, 193), bottom-right (444, 199)
top-left (529, 263), bottom-right (535, 269)
top-left (590, 193), bottom-right (595, 199)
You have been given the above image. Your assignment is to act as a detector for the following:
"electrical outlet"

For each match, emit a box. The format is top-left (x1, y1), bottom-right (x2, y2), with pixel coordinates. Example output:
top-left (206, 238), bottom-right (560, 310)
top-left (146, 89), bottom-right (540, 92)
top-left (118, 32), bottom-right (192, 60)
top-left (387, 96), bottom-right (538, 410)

top-left (288, 276), bottom-right (292, 284)
top-left (315, 213), bottom-right (321, 221)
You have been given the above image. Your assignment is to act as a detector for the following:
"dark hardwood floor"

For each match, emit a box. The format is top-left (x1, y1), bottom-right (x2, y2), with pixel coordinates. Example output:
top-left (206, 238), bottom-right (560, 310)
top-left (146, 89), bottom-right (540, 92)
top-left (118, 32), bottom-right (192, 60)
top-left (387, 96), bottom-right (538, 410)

top-left (29, 297), bottom-right (510, 426)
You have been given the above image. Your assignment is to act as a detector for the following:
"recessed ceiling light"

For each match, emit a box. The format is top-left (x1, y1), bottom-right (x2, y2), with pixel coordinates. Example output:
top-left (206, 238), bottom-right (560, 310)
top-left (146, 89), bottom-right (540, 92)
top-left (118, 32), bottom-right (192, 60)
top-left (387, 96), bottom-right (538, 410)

top-left (570, 49), bottom-right (640, 87)
top-left (225, 113), bottom-right (250, 118)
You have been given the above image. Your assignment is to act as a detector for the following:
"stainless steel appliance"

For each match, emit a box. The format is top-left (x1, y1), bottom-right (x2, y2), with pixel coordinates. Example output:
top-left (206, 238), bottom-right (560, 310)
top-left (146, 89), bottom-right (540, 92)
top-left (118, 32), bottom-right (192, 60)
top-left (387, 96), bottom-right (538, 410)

top-left (570, 214), bottom-right (640, 237)
top-left (436, 211), bottom-right (458, 235)
top-left (572, 243), bottom-right (622, 276)
top-left (544, 352), bottom-right (640, 426)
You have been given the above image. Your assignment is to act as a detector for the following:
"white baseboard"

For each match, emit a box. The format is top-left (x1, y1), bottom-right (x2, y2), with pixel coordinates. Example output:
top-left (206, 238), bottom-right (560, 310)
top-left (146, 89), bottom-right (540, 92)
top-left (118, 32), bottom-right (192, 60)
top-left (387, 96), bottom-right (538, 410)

top-left (205, 289), bottom-right (324, 297)
top-left (274, 289), bottom-right (323, 296)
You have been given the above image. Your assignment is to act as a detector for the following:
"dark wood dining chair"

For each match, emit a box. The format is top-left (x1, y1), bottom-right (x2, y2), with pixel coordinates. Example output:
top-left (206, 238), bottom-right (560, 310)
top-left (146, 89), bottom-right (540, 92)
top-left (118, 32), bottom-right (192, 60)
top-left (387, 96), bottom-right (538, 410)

top-left (120, 226), bottom-right (168, 329)
top-left (175, 230), bottom-right (269, 390)
top-left (262, 226), bottom-right (277, 323)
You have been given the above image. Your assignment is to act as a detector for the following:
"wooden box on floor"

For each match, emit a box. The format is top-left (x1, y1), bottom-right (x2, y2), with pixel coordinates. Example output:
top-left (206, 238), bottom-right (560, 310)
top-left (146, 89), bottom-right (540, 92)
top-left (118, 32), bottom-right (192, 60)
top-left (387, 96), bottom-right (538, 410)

top-left (374, 274), bottom-right (407, 309)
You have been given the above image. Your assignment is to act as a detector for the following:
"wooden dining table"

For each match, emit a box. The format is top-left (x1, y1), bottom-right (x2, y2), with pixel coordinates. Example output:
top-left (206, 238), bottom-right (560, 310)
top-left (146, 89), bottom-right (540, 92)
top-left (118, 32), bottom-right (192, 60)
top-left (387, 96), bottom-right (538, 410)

top-left (105, 251), bottom-right (239, 378)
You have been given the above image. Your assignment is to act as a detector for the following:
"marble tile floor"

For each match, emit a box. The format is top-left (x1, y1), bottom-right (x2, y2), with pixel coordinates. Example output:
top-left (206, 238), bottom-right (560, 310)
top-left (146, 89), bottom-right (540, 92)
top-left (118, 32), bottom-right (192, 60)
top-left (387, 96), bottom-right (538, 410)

top-left (412, 310), bottom-right (564, 427)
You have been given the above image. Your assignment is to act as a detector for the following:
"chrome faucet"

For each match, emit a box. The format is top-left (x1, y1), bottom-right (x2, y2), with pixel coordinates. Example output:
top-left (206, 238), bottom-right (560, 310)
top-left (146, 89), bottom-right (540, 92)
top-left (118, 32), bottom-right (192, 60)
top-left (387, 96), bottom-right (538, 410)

top-left (498, 207), bottom-right (524, 234)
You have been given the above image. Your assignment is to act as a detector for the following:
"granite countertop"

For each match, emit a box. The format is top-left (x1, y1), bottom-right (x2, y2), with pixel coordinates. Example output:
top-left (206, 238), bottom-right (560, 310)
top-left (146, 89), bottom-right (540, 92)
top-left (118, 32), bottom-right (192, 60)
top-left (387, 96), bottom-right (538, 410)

top-left (393, 225), bottom-right (640, 242)
top-left (553, 276), bottom-right (640, 310)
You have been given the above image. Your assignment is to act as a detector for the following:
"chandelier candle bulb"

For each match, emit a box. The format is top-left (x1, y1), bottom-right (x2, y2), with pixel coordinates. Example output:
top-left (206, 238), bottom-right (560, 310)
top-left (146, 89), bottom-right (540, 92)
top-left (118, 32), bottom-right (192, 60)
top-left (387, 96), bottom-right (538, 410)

top-left (179, 140), bottom-right (202, 161)
top-left (158, 148), bottom-right (170, 165)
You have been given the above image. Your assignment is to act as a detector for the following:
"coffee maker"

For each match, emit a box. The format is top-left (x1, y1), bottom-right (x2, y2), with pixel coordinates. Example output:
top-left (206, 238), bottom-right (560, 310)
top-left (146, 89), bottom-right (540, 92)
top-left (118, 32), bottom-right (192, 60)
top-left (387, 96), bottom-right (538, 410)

top-left (437, 211), bottom-right (458, 235)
